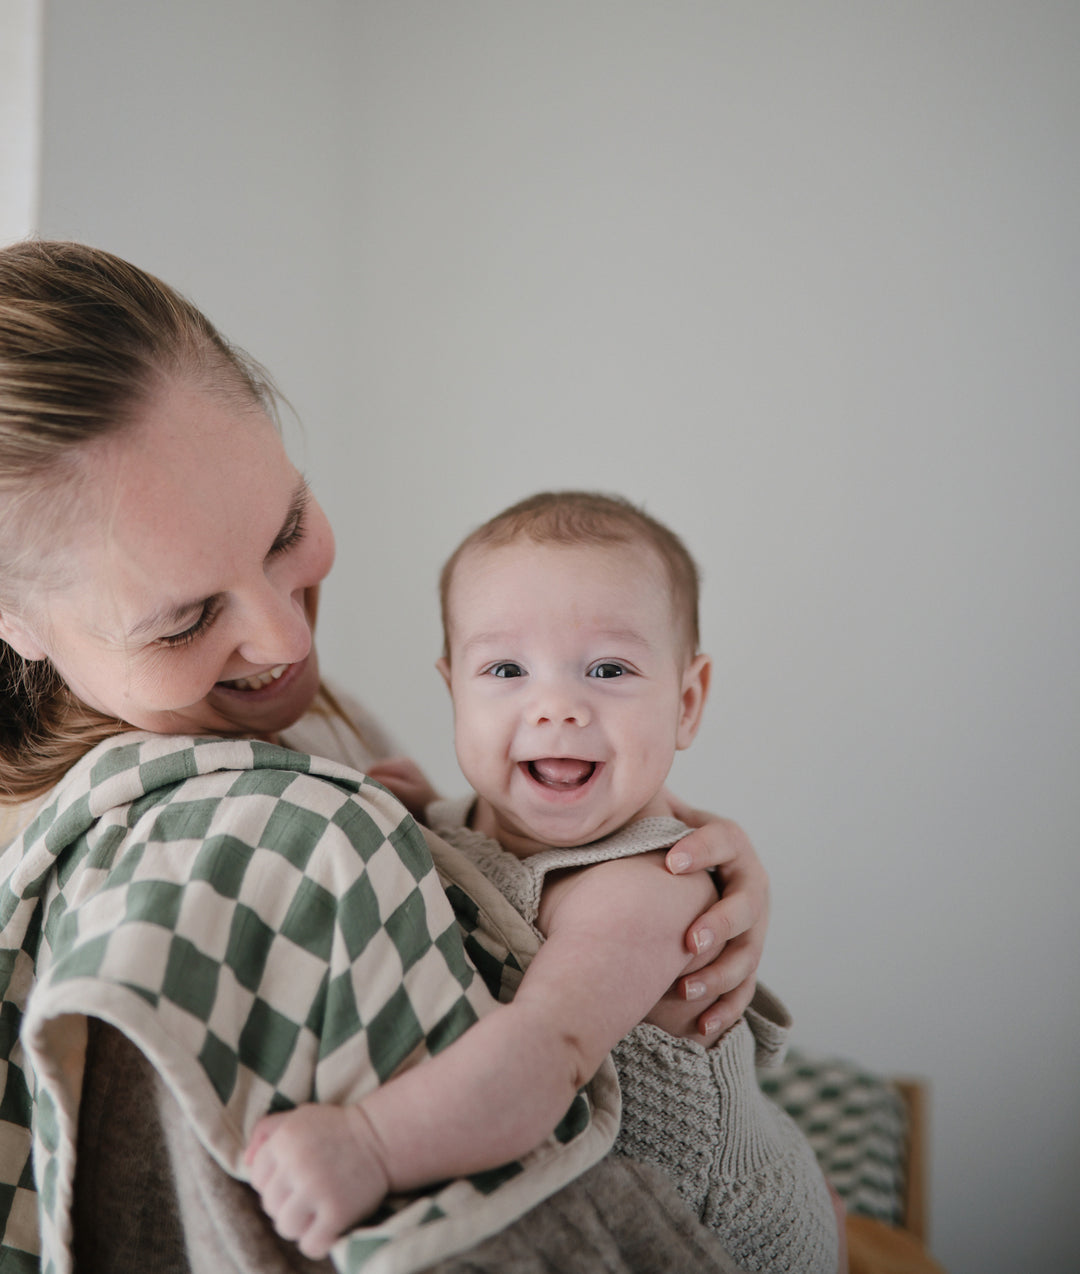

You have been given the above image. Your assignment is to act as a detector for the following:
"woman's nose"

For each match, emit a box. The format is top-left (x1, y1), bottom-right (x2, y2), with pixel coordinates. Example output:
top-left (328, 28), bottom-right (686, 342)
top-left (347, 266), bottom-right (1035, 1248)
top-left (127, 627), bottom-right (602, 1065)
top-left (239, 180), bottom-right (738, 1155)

top-left (235, 585), bottom-right (312, 667)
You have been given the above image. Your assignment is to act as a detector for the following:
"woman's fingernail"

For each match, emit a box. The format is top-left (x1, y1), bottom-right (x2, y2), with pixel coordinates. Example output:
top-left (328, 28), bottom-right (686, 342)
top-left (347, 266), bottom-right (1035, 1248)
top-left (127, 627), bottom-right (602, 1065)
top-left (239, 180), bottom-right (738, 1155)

top-left (685, 980), bottom-right (707, 1001)
top-left (669, 851), bottom-right (691, 873)
top-left (693, 927), bottom-right (714, 954)
top-left (702, 1014), bottom-right (723, 1036)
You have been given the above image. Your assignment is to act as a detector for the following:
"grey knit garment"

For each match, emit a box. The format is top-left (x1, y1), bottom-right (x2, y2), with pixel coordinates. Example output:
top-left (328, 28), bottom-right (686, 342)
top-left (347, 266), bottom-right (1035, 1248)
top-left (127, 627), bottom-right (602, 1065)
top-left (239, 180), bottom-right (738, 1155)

top-left (428, 799), bottom-right (839, 1274)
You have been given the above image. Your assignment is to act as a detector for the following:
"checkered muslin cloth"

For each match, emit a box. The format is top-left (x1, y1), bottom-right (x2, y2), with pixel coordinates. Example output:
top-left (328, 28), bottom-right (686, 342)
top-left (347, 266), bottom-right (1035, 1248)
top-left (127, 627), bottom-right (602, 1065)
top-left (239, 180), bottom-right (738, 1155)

top-left (0, 733), bottom-right (618, 1274)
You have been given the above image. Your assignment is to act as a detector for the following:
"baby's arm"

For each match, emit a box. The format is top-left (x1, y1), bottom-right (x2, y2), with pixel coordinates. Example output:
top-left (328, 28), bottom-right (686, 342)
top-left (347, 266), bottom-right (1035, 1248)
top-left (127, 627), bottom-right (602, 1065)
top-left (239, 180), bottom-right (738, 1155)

top-left (246, 851), bottom-right (716, 1258)
top-left (363, 756), bottom-right (440, 822)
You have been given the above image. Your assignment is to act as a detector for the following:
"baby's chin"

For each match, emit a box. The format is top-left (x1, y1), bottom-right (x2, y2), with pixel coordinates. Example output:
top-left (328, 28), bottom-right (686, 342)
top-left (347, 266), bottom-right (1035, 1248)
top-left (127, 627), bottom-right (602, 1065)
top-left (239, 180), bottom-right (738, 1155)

top-left (500, 809), bottom-right (629, 854)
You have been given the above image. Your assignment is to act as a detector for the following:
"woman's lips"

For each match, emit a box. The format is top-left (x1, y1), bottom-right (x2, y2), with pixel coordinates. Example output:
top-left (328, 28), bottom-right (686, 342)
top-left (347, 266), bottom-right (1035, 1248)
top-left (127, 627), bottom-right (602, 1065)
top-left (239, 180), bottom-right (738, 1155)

top-left (218, 663), bottom-right (290, 692)
top-left (214, 658), bottom-right (309, 699)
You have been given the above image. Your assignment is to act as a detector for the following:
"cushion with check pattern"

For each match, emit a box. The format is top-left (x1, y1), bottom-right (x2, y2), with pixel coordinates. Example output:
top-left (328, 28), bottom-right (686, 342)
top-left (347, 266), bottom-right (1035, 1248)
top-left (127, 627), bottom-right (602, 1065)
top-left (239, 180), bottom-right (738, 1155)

top-left (758, 1048), bottom-right (909, 1225)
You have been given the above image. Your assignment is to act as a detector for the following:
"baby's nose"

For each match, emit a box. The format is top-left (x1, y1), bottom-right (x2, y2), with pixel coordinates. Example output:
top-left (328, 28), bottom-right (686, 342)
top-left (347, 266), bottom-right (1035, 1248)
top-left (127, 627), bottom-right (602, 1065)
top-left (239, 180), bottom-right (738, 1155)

top-left (529, 688), bottom-right (590, 728)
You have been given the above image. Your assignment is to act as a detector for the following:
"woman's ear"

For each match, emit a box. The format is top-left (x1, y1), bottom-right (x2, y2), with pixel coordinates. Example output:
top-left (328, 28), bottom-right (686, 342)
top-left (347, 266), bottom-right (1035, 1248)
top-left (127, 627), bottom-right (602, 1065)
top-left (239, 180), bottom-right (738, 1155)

top-left (0, 612), bottom-right (47, 662)
top-left (676, 652), bottom-right (711, 750)
top-left (435, 655), bottom-right (452, 691)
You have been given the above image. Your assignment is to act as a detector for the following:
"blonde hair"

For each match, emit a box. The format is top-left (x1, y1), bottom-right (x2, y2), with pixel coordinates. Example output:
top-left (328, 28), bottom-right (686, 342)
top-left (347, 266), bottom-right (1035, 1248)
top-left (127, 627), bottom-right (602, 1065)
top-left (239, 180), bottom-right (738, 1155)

top-left (0, 240), bottom-right (281, 801)
top-left (439, 490), bottom-right (701, 659)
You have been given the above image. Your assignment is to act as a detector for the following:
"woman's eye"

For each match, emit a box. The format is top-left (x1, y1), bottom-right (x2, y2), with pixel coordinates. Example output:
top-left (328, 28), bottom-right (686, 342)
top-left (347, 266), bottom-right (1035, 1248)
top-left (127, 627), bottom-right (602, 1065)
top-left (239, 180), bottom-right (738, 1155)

top-left (589, 662), bottom-right (627, 679)
top-left (489, 662), bottom-right (525, 679)
top-left (159, 599), bottom-right (223, 648)
top-left (269, 505), bottom-right (307, 556)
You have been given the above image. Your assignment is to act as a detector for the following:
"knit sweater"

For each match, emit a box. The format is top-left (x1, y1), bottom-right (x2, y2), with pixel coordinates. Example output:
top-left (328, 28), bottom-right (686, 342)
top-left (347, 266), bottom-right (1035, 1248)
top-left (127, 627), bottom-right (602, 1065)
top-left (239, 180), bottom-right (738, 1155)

top-left (427, 797), bottom-right (839, 1274)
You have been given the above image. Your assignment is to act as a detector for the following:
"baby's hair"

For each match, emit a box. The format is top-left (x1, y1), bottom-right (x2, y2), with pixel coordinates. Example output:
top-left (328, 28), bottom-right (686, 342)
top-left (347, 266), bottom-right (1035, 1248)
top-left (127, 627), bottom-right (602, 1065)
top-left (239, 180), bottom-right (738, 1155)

top-left (439, 490), bottom-right (701, 659)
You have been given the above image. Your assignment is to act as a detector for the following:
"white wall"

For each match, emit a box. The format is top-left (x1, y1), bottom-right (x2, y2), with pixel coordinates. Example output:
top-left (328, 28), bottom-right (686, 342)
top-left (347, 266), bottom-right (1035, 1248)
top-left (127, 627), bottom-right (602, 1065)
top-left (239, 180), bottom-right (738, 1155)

top-left (0, 0), bottom-right (42, 243)
top-left (35, 4), bottom-right (1080, 1272)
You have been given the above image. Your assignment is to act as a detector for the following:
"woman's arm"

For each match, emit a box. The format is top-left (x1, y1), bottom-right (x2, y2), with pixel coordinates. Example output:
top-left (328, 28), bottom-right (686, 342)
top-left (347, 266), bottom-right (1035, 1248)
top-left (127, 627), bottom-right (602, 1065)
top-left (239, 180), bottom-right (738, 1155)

top-left (662, 801), bottom-right (770, 1037)
top-left (246, 851), bottom-right (716, 1259)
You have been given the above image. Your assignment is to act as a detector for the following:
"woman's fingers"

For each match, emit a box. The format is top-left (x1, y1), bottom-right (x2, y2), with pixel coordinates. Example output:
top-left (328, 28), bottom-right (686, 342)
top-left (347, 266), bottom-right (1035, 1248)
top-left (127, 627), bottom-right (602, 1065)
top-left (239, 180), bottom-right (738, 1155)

top-left (688, 884), bottom-right (762, 957)
top-left (678, 930), bottom-right (761, 1036)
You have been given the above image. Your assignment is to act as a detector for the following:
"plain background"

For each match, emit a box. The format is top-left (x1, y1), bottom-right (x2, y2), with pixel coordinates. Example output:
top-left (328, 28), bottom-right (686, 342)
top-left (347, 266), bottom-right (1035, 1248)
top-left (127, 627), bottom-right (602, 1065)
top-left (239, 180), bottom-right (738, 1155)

top-left (15, 2), bottom-right (1080, 1270)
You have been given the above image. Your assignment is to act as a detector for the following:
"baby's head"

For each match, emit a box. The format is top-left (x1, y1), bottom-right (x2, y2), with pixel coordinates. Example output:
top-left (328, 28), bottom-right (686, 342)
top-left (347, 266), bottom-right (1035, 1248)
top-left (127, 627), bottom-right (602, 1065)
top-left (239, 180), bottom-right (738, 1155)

top-left (438, 492), bottom-right (711, 855)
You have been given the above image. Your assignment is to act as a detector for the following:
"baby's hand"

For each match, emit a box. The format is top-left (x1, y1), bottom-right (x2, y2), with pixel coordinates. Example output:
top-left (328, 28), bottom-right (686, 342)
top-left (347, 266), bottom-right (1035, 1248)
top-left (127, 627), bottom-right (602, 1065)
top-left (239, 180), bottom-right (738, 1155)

top-left (245, 1103), bottom-right (391, 1259)
top-left (365, 756), bottom-right (440, 822)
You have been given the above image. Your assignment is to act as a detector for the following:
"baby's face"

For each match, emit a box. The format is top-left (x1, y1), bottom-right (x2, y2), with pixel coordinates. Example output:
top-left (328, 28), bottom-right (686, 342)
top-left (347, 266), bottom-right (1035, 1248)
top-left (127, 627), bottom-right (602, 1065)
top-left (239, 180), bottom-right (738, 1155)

top-left (439, 540), bottom-right (709, 856)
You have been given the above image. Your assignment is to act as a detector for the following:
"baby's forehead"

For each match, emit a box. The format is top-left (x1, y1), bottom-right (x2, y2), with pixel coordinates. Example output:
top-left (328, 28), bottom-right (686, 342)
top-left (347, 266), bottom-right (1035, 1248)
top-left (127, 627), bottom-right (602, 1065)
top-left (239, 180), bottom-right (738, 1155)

top-left (446, 537), bottom-right (684, 641)
top-left (451, 534), bottom-right (662, 585)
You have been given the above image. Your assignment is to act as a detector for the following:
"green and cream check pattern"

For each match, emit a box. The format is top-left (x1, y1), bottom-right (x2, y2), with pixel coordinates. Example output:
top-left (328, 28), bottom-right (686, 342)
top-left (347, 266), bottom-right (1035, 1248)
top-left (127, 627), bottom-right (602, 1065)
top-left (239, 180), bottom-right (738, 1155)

top-left (0, 733), bottom-right (616, 1274)
top-left (758, 1049), bottom-right (909, 1225)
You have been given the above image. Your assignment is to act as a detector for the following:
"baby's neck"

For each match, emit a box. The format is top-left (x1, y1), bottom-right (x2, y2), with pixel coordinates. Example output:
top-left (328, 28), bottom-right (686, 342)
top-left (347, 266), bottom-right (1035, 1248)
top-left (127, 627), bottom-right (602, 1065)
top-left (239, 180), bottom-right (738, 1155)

top-left (468, 790), bottom-right (677, 860)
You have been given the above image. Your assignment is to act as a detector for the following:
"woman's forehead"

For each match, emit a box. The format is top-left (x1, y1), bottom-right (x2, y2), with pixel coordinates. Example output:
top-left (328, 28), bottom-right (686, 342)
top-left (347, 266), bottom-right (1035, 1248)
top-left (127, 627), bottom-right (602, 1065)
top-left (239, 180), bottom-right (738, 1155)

top-left (60, 381), bottom-right (295, 626)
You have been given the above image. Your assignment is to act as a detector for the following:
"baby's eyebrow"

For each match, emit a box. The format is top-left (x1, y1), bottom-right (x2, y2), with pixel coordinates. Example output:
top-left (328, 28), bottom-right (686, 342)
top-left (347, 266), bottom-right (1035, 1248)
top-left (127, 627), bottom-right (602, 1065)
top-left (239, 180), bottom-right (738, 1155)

top-left (458, 631), bottom-right (511, 656)
top-left (592, 627), bottom-right (655, 649)
top-left (458, 627), bottom-right (657, 656)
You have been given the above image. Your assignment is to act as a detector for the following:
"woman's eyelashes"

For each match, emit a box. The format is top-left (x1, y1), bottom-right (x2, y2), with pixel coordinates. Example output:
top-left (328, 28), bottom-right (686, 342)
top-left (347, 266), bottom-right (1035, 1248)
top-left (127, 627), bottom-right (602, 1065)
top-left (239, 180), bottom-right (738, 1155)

top-left (269, 498), bottom-right (307, 556)
top-left (158, 597), bottom-right (224, 648)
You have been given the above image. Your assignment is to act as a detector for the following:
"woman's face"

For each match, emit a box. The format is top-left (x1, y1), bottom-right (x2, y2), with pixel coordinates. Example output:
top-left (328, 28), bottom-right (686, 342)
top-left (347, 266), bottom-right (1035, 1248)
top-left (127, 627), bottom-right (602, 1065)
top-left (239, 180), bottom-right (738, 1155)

top-left (28, 377), bottom-right (336, 740)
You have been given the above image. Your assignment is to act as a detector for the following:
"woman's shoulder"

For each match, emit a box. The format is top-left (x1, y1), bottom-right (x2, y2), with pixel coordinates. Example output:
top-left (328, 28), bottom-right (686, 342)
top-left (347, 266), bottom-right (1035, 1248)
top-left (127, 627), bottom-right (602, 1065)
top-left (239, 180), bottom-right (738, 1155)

top-left (281, 681), bottom-right (398, 771)
top-left (15, 729), bottom-right (407, 866)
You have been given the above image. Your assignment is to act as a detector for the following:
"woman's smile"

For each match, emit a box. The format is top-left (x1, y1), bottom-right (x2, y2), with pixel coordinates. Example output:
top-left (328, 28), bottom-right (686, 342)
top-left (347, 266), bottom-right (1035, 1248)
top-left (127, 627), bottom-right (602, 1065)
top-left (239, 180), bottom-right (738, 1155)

top-left (218, 662), bottom-right (291, 691)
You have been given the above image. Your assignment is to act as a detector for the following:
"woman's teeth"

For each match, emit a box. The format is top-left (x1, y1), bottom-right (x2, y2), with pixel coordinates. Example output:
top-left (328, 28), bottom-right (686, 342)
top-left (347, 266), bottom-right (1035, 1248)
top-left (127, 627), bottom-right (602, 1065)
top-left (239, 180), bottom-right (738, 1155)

top-left (222, 664), bottom-right (289, 692)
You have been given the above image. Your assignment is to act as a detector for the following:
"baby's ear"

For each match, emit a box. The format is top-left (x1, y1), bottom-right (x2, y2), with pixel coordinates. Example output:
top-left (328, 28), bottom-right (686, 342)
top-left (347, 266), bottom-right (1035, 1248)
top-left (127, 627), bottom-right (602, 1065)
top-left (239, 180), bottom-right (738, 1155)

top-left (676, 653), bottom-right (711, 750)
top-left (0, 612), bottom-right (48, 662)
top-left (435, 655), bottom-right (452, 690)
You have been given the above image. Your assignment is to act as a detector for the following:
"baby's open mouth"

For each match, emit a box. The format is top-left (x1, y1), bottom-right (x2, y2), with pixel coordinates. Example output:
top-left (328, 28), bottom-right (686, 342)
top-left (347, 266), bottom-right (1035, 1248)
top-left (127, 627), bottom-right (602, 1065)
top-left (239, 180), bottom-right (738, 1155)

top-left (218, 663), bottom-right (290, 692)
top-left (526, 758), bottom-right (597, 788)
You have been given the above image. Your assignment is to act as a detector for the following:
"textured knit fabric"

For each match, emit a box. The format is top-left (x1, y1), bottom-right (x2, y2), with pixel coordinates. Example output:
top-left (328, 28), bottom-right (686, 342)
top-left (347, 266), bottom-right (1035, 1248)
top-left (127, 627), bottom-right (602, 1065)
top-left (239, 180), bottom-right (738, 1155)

top-left (72, 1020), bottom-right (745, 1274)
top-left (427, 798), bottom-right (839, 1274)
top-left (0, 732), bottom-right (619, 1274)
top-left (421, 1158), bottom-right (748, 1274)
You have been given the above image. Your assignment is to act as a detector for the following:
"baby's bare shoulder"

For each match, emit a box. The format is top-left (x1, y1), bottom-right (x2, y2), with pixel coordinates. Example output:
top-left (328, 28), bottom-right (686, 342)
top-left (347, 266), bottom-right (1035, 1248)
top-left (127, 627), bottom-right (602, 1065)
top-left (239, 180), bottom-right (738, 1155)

top-left (539, 849), bottom-right (717, 943)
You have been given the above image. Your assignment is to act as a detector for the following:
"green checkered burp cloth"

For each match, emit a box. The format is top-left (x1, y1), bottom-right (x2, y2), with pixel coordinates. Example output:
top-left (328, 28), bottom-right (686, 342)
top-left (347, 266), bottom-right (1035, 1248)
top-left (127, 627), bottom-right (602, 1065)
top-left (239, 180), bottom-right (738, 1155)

top-left (0, 733), bottom-right (617, 1274)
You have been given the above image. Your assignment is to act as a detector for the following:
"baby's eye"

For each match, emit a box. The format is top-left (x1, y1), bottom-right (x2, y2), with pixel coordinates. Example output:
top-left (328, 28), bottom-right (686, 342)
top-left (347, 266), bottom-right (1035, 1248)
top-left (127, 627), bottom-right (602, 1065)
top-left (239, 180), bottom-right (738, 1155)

top-left (588, 662), bottom-right (627, 679)
top-left (489, 662), bottom-right (525, 679)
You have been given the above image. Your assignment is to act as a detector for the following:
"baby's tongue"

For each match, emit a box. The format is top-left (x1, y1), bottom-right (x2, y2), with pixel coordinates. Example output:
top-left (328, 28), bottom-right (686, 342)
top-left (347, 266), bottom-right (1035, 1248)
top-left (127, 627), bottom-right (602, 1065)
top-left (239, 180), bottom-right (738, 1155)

top-left (529, 758), bottom-right (594, 787)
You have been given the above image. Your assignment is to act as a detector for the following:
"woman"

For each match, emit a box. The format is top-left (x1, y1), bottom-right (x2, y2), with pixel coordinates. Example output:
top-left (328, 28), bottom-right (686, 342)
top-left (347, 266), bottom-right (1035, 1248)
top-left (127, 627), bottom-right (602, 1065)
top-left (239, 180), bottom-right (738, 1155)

top-left (0, 241), bottom-right (773, 1274)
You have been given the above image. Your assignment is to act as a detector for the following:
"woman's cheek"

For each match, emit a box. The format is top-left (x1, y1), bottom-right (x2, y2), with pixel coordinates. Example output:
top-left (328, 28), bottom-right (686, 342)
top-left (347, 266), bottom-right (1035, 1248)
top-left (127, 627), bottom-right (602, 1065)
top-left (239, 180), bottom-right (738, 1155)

top-left (129, 647), bottom-right (223, 711)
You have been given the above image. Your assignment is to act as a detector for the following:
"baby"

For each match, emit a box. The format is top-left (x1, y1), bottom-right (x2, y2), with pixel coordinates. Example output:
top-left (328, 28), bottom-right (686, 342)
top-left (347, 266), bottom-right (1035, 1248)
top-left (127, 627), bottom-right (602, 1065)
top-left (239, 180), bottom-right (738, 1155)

top-left (248, 491), bottom-right (840, 1272)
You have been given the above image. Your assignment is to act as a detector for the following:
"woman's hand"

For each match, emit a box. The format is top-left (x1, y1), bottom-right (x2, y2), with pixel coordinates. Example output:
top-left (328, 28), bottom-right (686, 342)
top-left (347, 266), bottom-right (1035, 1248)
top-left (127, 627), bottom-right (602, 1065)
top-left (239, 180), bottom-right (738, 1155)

top-left (662, 799), bottom-right (769, 1038)
top-left (364, 756), bottom-right (441, 823)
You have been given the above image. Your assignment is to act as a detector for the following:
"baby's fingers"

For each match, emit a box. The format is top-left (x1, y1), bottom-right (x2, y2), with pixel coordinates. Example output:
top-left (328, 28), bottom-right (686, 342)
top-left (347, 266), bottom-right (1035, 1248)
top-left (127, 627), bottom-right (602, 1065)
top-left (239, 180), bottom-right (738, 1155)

top-left (245, 1110), bottom-right (289, 1167)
